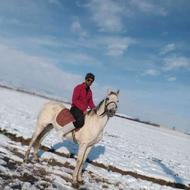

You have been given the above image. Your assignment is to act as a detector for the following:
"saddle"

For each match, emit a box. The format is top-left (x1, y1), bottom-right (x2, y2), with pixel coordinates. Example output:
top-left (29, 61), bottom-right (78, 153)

top-left (56, 108), bottom-right (75, 127)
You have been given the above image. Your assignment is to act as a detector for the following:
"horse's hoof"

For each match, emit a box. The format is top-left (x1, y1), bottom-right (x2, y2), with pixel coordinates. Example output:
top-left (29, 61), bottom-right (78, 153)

top-left (23, 158), bottom-right (28, 163)
top-left (33, 159), bottom-right (39, 163)
top-left (72, 182), bottom-right (80, 189)
top-left (33, 156), bottom-right (40, 162)
top-left (78, 179), bottom-right (84, 185)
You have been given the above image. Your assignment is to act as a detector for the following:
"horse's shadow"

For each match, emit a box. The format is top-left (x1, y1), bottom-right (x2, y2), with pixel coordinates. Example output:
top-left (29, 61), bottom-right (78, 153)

top-left (40, 140), bottom-right (105, 165)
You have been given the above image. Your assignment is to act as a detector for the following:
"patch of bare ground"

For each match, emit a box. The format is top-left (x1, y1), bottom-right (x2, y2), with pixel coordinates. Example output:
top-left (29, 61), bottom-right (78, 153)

top-left (0, 152), bottom-right (73, 189)
top-left (89, 161), bottom-right (190, 190)
top-left (0, 128), bottom-right (190, 190)
top-left (1, 147), bottom-right (122, 189)
top-left (0, 153), bottom-right (52, 189)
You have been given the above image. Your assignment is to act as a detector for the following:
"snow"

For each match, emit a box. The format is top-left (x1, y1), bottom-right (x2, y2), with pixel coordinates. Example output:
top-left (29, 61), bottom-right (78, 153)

top-left (0, 86), bottom-right (190, 190)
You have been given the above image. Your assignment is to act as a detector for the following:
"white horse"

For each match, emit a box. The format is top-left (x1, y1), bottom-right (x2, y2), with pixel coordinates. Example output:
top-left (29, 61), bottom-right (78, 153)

top-left (24, 90), bottom-right (119, 186)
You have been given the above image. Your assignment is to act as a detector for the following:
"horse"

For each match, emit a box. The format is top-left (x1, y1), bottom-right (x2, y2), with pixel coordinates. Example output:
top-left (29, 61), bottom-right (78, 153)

top-left (24, 89), bottom-right (119, 186)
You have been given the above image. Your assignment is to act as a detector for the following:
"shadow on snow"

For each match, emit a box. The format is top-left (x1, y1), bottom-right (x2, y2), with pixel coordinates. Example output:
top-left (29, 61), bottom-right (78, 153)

top-left (39, 139), bottom-right (106, 162)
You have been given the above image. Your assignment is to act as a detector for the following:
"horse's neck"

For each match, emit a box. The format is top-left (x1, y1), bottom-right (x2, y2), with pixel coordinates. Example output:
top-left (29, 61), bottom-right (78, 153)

top-left (96, 99), bottom-right (106, 116)
top-left (96, 100), bottom-right (109, 128)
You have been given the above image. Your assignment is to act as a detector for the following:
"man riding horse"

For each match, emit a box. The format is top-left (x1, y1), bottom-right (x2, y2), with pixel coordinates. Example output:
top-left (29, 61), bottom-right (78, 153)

top-left (70, 73), bottom-right (95, 129)
top-left (24, 71), bottom-right (119, 186)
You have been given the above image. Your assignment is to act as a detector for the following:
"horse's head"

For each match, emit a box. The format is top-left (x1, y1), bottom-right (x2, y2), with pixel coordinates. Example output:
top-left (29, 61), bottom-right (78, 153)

top-left (105, 90), bottom-right (119, 117)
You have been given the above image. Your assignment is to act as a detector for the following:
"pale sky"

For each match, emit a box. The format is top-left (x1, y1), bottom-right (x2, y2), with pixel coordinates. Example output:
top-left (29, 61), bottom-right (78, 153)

top-left (0, 0), bottom-right (190, 132)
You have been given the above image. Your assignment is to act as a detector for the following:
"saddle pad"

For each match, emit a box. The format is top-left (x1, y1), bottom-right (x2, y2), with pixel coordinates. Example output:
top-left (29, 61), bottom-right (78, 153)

top-left (56, 108), bottom-right (75, 127)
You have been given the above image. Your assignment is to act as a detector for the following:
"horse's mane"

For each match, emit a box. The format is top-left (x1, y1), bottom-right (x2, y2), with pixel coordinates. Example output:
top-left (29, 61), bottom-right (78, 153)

top-left (87, 99), bottom-right (105, 116)
top-left (87, 91), bottom-right (118, 116)
top-left (95, 99), bottom-right (105, 112)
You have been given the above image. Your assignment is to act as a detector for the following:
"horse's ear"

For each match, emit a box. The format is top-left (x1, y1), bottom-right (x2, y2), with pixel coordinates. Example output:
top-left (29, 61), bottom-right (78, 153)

top-left (107, 89), bottom-right (111, 95)
top-left (117, 90), bottom-right (120, 95)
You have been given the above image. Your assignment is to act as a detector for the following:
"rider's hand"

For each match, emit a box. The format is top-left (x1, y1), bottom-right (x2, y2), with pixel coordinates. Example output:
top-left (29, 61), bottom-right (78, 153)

top-left (83, 111), bottom-right (87, 115)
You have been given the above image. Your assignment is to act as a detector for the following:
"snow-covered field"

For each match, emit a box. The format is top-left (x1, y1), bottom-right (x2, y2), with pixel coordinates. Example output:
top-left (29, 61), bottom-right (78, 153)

top-left (0, 86), bottom-right (190, 190)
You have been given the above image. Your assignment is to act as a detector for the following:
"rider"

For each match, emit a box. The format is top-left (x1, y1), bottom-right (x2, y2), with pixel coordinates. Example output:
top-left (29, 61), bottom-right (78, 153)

top-left (70, 73), bottom-right (95, 128)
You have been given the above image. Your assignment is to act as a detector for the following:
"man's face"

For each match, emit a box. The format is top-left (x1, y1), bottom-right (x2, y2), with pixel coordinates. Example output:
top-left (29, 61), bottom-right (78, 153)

top-left (85, 78), bottom-right (94, 87)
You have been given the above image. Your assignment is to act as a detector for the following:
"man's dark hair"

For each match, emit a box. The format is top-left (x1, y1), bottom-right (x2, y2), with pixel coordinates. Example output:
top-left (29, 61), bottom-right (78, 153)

top-left (85, 73), bottom-right (95, 81)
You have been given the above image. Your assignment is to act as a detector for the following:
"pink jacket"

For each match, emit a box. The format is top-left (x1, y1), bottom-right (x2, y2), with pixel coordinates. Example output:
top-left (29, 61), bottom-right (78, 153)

top-left (72, 82), bottom-right (95, 112)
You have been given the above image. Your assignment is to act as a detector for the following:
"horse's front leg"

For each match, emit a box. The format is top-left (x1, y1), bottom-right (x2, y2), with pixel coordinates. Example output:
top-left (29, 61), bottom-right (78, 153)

top-left (77, 145), bottom-right (93, 183)
top-left (72, 143), bottom-right (88, 186)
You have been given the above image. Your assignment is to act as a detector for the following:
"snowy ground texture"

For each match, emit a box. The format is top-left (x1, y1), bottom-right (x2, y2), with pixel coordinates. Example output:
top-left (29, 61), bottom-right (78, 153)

top-left (0, 86), bottom-right (190, 190)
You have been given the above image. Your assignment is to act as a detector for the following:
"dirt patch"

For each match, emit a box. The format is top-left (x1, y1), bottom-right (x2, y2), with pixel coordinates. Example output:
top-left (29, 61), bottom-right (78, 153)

top-left (0, 128), bottom-right (190, 190)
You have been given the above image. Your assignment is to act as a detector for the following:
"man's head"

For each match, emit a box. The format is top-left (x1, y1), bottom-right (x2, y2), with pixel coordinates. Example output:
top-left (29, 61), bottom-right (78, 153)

top-left (85, 73), bottom-right (95, 87)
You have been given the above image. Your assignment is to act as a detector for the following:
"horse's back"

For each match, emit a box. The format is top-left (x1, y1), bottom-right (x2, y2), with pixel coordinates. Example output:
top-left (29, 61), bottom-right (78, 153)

top-left (37, 101), bottom-right (66, 125)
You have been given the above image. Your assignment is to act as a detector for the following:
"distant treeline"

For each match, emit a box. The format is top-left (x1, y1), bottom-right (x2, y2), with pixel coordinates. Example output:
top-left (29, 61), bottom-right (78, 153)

top-left (115, 114), bottom-right (160, 127)
top-left (0, 84), bottom-right (70, 104)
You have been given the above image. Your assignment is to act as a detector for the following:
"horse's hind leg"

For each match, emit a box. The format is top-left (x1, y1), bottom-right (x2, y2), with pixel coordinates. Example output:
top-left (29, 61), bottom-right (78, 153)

top-left (33, 124), bottom-right (53, 161)
top-left (24, 123), bottom-right (47, 162)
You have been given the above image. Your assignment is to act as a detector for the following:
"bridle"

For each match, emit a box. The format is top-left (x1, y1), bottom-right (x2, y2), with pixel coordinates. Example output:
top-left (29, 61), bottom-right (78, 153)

top-left (99, 98), bottom-right (118, 117)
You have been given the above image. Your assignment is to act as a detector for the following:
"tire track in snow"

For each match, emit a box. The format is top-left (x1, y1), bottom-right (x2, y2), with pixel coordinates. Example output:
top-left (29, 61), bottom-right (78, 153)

top-left (0, 128), bottom-right (190, 190)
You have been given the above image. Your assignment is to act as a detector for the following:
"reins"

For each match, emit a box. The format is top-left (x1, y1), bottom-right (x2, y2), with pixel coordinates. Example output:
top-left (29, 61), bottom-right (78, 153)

top-left (99, 100), bottom-right (117, 117)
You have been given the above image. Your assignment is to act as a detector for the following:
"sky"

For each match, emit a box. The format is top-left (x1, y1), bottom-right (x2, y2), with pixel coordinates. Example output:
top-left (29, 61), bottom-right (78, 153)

top-left (0, 0), bottom-right (190, 132)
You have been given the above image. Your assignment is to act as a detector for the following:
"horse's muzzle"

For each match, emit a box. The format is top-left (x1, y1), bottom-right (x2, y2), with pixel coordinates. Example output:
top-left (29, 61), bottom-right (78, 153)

top-left (107, 109), bottom-right (116, 117)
